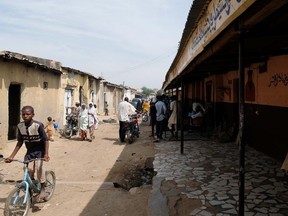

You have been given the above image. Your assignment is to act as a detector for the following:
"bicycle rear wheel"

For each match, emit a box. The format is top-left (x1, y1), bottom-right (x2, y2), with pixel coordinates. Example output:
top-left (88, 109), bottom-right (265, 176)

top-left (44, 170), bottom-right (56, 201)
top-left (4, 187), bottom-right (31, 216)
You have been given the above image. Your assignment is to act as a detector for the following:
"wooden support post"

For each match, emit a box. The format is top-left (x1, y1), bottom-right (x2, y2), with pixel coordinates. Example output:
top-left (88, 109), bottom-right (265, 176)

top-left (180, 78), bottom-right (184, 154)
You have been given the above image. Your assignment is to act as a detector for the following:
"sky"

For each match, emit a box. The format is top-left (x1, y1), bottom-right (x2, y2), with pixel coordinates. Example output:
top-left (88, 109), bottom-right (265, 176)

top-left (0, 0), bottom-right (192, 89)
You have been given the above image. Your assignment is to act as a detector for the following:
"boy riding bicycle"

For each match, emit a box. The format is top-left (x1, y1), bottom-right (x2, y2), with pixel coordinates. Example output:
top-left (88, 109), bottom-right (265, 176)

top-left (5, 105), bottom-right (50, 201)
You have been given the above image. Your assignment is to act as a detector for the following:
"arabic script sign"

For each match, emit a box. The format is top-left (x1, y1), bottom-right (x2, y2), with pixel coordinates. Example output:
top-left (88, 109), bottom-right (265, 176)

top-left (190, 0), bottom-right (254, 57)
top-left (165, 0), bottom-right (256, 88)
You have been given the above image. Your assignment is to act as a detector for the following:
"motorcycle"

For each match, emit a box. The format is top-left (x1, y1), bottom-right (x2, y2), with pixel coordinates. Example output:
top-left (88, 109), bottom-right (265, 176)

top-left (142, 111), bottom-right (149, 122)
top-left (63, 113), bottom-right (78, 139)
top-left (124, 113), bottom-right (140, 144)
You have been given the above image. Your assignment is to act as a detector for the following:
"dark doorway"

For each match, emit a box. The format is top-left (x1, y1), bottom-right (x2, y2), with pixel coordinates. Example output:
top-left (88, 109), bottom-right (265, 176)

top-left (79, 86), bottom-right (84, 104)
top-left (8, 84), bottom-right (21, 140)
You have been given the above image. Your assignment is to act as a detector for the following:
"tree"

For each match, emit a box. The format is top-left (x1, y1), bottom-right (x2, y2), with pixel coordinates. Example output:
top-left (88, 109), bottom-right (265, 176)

top-left (141, 86), bottom-right (154, 97)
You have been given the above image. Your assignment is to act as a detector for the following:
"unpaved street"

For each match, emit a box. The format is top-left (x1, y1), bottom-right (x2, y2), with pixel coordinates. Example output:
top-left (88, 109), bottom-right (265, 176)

top-left (0, 115), bottom-right (156, 216)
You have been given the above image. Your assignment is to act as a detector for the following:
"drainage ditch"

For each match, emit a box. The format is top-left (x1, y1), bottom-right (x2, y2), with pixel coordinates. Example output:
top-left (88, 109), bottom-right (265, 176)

top-left (113, 157), bottom-right (157, 191)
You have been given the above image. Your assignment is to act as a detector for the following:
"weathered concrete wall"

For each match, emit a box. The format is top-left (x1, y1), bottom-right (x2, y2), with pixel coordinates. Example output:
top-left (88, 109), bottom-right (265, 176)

top-left (0, 60), bottom-right (62, 144)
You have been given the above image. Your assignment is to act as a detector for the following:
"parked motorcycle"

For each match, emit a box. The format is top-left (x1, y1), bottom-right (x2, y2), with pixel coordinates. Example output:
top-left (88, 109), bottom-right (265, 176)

top-left (142, 111), bottom-right (149, 122)
top-left (63, 113), bottom-right (78, 139)
top-left (124, 113), bottom-right (140, 144)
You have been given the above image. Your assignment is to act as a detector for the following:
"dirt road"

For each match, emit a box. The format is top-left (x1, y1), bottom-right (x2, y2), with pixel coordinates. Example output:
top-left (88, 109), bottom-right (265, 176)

top-left (0, 115), bottom-right (156, 216)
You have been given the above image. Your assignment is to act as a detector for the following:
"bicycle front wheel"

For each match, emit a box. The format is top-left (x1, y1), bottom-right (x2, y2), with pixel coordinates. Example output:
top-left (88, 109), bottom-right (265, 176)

top-left (4, 187), bottom-right (31, 216)
top-left (44, 170), bottom-right (56, 201)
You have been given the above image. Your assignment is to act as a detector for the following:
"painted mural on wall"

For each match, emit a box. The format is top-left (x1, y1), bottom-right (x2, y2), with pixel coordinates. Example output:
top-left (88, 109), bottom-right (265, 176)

top-left (245, 70), bottom-right (255, 102)
top-left (268, 73), bottom-right (288, 87)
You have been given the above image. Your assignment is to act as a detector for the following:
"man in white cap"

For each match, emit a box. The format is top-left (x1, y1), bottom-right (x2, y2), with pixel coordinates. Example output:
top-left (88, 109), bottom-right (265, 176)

top-left (72, 101), bottom-right (81, 117)
top-left (117, 97), bottom-right (136, 143)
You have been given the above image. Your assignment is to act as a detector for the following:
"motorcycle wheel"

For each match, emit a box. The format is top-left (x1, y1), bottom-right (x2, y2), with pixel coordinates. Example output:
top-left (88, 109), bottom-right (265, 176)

top-left (142, 114), bottom-right (148, 122)
top-left (135, 126), bottom-right (140, 138)
top-left (126, 130), bottom-right (134, 144)
top-left (64, 125), bottom-right (73, 139)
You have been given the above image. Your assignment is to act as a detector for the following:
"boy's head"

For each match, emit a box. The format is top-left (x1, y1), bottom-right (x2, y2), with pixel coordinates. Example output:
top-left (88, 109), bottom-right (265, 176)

top-left (47, 116), bottom-right (52, 121)
top-left (21, 106), bottom-right (35, 123)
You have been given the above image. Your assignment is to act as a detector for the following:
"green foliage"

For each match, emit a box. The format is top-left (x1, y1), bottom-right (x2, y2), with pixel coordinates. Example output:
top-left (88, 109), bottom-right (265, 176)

top-left (141, 86), bottom-right (154, 97)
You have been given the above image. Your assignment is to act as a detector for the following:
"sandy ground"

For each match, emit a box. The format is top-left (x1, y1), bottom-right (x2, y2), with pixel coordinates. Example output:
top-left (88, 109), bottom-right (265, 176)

top-left (0, 115), bottom-right (156, 216)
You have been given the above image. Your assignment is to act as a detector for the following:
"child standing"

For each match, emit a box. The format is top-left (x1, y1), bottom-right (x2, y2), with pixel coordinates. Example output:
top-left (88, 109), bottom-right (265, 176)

top-left (53, 119), bottom-right (58, 132)
top-left (45, 116), bottom-right (55, 141)
top-left (5, 105), bottom-right (50, 201)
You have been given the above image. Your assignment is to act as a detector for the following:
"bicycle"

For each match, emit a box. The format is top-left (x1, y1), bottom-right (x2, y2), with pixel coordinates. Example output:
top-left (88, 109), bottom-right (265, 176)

top-left (3, 158), bottom-right (56, 216)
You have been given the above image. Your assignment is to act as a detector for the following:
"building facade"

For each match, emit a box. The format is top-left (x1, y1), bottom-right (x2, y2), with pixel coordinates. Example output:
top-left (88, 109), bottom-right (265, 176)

top-left (163, 0), bottom-right (288, 161)
top-left (0, 51), bottom-right (128, 147)
top-left (0, 51), bottom-right (62, 144)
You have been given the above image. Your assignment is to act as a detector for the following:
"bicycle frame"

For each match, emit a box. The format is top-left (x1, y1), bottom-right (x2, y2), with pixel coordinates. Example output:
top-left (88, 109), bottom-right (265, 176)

top-left (4, 157), bottom-right (56, 216)
top-left (13, 161), bottom-right (40, 205)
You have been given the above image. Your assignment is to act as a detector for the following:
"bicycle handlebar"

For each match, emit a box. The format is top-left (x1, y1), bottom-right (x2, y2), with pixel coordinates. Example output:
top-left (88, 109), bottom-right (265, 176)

top-left (1, 156), bottom-right (45, 164)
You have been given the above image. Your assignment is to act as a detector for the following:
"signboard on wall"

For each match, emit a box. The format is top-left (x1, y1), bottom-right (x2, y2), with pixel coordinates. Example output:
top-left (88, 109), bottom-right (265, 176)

top-left (166, 0), bottom-right (256, 87)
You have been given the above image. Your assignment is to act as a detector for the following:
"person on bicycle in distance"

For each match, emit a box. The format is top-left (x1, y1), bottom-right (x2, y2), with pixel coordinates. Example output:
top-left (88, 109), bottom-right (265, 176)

top-left (5, 105), bottom-right (50, 201)
top-left (117, 97), bottom-right (136, 143)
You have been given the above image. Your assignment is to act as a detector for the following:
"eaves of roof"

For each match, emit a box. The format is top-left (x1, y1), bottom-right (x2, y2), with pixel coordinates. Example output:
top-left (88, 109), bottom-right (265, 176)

top-left (102, 80), bottom-right (124, 89)
top-left (166, 0), bottom-right (211, 82)
top-left (164, 0), bottom-right (288, 90)
top-left (61, 66), bottom-right (103, 80)
top-left (0, 50), bottom-right (62, 75)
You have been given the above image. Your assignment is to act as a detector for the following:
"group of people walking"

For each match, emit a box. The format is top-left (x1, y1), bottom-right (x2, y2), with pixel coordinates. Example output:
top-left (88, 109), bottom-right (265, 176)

top-left (117, 94), bottom-right (207, 144)
top-left (149, 94), bottom-right (177, 142)
top-left (73, 102), bottom-right (99, 142)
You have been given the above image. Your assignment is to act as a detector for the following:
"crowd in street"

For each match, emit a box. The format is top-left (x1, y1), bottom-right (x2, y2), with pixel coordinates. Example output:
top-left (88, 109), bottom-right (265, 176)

top-left (117, 94), bottom-right (181, 143)
top-left (133, 94), bottom-right (206, 143)
top-left (150, 95), bottom-right (207, 141)
top-left (1, 95), bottom-right (207, 206)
